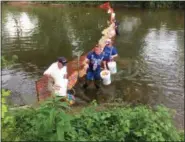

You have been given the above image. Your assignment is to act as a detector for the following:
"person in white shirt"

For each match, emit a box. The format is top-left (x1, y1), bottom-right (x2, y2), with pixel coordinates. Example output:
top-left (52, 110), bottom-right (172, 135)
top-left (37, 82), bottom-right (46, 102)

top-left (43, 57), bottom-right (68, 97)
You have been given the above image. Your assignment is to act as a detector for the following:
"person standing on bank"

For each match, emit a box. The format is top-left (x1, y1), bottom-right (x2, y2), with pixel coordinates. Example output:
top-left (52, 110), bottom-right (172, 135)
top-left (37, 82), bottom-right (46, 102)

top-left (83, 44), bottom-right (106, 89)
top-left (103, 39), bottom-right (118, 69)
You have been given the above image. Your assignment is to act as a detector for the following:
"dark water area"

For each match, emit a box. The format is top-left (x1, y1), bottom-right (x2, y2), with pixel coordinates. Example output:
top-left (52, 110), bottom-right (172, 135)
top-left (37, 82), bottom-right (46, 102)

top-left (2, 5), bottom-right (184, 129)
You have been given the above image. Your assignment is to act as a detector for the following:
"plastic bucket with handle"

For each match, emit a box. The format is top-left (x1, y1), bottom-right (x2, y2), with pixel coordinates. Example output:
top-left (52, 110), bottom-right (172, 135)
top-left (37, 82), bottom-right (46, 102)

top-left (100, 70), bottom-right (111, 85)
top-left (107, 61), bottom-right (117, 74)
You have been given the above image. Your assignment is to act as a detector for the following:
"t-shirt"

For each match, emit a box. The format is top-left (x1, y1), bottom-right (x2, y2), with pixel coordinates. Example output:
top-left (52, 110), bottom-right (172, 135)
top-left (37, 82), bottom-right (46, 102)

top-left (87, 51), bottom-right (105, 71)
top-left (103, 46), bottom-right (118, 61)
top-left (44, 62), bottom-right (68, 96)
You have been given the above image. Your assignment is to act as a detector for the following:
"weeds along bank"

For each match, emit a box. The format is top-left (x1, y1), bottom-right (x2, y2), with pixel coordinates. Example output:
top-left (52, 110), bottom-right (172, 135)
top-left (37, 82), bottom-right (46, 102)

top-left (2, 89), bottom-right (184, 141)
top-left (4, 1), bottom-right (185, 9)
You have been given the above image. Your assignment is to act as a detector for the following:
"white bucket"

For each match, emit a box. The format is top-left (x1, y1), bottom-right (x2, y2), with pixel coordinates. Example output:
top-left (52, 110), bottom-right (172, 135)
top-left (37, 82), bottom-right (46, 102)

top-left (100, 70), bottom-right (111, 85)
top-left (107, 61), bottom-right (117, 74)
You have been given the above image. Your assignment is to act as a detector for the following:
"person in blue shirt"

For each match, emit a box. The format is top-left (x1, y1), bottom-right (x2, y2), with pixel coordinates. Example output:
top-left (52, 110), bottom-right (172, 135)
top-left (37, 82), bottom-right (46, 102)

top-left (103, 39), bottom-right (118, 69)
top-left (83, 44), bottom-right (106, 89)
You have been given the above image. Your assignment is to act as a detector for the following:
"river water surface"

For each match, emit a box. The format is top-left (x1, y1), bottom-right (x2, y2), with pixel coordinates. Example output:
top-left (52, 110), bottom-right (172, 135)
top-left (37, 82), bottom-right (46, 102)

top-left (2, 5), bottom-right (184, 129)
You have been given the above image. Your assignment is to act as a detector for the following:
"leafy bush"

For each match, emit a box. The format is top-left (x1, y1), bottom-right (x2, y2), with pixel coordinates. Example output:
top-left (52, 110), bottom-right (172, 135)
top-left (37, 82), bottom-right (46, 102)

top-left (1, 55), bottom-right (18, 68)
top-left (2, 89), bottom-right (11, 119)
top-left (2, 94), bottom-right (184, 141)
top-left (1, 89), bottom-right (16, 141)
top-left (4, 97), bottom-right (73, 141)
top-left (66, 105), bottom-right (183, 141)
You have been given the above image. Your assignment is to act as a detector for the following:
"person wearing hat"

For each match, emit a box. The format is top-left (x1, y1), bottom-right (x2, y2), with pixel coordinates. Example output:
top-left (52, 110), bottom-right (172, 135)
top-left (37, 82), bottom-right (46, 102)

top-left (43, 57), bottom-right (68, 97)
top-left (103, 39), bottom-right (118, 69)
top-left (83, 44), bottom-right (106, 89)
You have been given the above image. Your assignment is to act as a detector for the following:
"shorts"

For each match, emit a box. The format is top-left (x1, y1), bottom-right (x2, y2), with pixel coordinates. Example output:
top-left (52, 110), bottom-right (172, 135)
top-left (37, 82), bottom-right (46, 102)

top-left (86, 69), bottom-right (101, 80)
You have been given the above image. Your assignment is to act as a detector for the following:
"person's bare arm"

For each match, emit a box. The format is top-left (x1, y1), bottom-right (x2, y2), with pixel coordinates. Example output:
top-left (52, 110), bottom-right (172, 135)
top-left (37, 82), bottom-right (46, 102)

top-left (83, 58), bottom-right (90, 69)
top-left (103, 61), bottom-right (107, 70)
top-left (43, 63), bottom-right (55, 80)
top-left (111, 54), bottom-right (118, 59)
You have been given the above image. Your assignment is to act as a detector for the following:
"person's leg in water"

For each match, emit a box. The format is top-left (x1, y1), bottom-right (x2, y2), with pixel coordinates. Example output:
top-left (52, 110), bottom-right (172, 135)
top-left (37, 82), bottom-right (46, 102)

top-left (94, 69), bottom-right (102, 89)
top-left (83, 69), bottom-right (93, 89)
top-left (115, 27), bottom-right (120, 36)
top-left (94, 79), bottom-right (101, 89)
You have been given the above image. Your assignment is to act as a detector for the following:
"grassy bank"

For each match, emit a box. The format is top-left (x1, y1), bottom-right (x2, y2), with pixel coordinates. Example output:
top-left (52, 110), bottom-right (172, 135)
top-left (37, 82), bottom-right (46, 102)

top-left (3, 1), bottom-right (185, 9)
top-left (2, 89), bottom-right (184, 141)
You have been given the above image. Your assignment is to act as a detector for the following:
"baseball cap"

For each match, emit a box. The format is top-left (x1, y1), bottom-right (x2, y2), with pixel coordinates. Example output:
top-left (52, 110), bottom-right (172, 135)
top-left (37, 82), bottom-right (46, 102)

top-left (57, 57), bottom-right (67, 65)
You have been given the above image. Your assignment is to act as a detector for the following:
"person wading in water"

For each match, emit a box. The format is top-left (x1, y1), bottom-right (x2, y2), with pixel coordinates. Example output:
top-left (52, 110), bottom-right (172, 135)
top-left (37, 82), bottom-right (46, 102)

top-left (103, 39), bottom-right (118, 69)
top-left (83, 44), bottom-right (106, 89)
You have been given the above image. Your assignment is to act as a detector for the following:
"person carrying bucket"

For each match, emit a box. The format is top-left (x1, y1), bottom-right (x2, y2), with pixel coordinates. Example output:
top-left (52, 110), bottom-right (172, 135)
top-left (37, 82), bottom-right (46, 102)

top-left (103, 39), bottom-right (118, 74)
top-left (83, 44), bottom-right (106, 89)
top-left (43, 57), bottom-right (75, 104)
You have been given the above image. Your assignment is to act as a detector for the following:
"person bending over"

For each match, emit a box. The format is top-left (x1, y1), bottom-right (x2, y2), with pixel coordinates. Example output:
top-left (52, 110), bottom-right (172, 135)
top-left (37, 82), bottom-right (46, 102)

top-left (43, 57), bottom-right (75, 104)
top-left (43, 57), bottom-right (68, 97)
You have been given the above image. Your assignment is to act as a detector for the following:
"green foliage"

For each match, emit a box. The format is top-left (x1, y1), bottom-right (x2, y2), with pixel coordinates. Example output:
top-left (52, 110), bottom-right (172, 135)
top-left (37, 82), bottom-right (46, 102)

top-left (34, 97), bottom-right (73, 141)
top-left (29, 1), bottom-right (184, 9)
top-left (1, 89), bottom-right (11, 119)
top-left (1, 55), bottom-right (18, 68)
top-left (1, 89), bottom-right (16, 141)
top-left (2, 96), bottom-right (184, 141)
top-left (30, 1), bottom-right (104, 6)
top-left (66, 105), bottom-right (183, 141)
top-left (2, 97), bottom-right (73, 141)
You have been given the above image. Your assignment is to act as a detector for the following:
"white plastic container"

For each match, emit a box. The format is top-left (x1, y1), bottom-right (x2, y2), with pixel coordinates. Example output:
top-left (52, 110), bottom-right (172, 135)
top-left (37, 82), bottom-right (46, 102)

top-left (107, 61), bottom-right (117, 74)
top-left (100, 70), bottom-right (111, 85)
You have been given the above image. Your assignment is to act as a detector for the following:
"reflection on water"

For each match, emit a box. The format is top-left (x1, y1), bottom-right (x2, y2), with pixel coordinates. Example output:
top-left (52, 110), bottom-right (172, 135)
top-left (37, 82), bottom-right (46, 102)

top-left (120, 17), bottom-right (141, 32)
top-left (2, 5), bottom-right (184, 129)
top-left (142, 26), bottom-right (184, 87)
top-left (2, 68), bottom-right (37, 105)
top-left (63, 11), bottom-right (82, 57)
top-left (4, 12), bottom-right (38, 37)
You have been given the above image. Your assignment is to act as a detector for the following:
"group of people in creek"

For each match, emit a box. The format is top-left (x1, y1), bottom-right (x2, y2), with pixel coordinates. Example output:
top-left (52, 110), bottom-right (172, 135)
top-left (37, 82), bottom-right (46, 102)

top-left (43, 8), bottom-right (119, 105)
